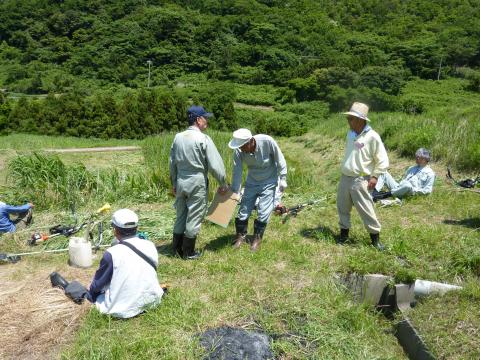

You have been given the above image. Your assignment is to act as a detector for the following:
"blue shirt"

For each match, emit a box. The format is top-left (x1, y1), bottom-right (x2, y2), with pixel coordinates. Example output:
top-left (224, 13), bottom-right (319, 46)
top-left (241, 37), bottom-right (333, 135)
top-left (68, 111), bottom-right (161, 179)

top-left (0, 203), bottom-right (31, 233)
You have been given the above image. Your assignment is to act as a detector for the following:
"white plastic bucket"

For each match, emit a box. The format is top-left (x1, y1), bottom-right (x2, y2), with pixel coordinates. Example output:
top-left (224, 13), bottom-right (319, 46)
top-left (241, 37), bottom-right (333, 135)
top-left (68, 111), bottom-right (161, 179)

top-left (69, 237), bottom-right (92, 268)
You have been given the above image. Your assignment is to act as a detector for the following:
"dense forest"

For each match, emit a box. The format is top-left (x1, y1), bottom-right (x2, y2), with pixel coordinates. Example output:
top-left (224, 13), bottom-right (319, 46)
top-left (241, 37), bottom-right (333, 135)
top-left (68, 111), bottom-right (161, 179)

top-left (0, 0), bottom-right (479, 138)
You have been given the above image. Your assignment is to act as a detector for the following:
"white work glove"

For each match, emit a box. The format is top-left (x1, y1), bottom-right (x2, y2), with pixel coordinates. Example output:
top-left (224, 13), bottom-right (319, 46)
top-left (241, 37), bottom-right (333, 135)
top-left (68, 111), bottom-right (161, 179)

top-left (279, 179), bottom-right (288, 192)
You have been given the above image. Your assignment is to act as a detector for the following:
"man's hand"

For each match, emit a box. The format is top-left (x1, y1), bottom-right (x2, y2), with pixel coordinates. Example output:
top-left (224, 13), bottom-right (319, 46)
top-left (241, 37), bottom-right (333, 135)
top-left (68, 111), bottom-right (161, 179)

top-left (279, 179), bottom-right (288, 192)
top-left (231, 192), bottom-right (241, 201)
top-left (367, 176), bottom-right (377, 190)
top-left (28, 202), bottom-right (34, 208)
top-left (217, 185), bottom-right (229, 195)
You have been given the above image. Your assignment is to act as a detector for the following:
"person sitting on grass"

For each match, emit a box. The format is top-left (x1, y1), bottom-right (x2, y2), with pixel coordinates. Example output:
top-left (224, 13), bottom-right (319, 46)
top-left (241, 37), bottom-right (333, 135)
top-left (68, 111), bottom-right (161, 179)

top-left (50, 209), bottom-right (164, 319)
top-left (373, 148), bottom-right (435, 201)
top-left (0, 201), bottom-right (34, 233)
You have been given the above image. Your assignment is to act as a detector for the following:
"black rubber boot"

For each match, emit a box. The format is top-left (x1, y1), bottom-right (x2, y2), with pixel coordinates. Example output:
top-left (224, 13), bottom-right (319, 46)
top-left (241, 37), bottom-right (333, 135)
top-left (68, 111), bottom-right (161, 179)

top-left (251, 219), bottom-right (267, 251)
top-left (337, 228), bottom-right (349, 244)
top-left (50, 271), bottom-right (69, 290)
top-left (182, 236), bottom-right (202, 260)
top-left (370, 233), bottom-right (385, 251)
top-left (233, 218), bottom-right (248, 248)
top-left (172, 233), bottom-right (184, 257)
top-left (372, 190), bottom-right (392, 202)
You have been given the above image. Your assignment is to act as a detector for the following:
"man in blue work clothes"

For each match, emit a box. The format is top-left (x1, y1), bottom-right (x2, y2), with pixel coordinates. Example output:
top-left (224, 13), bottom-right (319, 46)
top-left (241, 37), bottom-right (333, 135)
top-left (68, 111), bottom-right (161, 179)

top-left (0, 201), bottom-right (33, 233)
top-left (169, 105), bottom-right (228, 259)
top-left (228, 128), bottom-right (287, 251)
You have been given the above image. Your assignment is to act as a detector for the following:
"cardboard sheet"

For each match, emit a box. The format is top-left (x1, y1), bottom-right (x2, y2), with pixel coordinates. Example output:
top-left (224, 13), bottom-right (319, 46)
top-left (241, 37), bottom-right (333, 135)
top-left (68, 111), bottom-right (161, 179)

top-left (206, 190), bottom-right (239, 228)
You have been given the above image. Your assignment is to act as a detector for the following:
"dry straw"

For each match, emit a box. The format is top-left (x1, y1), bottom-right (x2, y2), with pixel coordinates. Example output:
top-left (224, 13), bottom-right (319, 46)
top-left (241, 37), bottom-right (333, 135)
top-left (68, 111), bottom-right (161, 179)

top-left (0, 267), bottom-right (92, 360)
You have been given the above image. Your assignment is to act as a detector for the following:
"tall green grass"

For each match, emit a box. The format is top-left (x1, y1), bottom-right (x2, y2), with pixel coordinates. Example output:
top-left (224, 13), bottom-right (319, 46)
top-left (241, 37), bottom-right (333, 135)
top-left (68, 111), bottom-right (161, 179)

top-left (6, 153), bottom-right (162, 208)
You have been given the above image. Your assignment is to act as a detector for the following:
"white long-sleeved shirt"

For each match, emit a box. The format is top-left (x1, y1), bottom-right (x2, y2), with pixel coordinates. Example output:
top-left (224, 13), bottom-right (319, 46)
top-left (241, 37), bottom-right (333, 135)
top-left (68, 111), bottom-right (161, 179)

top-left (403, 165), bottom-right (435, 194)
top-left (231, 134), bottom-right (287, 193)
top-left (341, 126), bottom-right (389, 178)
top-left (94, 237), bottom-right (163, 318)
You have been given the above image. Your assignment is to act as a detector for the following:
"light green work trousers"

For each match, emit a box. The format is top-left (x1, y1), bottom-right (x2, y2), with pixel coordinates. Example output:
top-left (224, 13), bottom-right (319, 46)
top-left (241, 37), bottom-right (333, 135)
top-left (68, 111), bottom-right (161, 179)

top-left (173, 174), bottom-right (207, 238)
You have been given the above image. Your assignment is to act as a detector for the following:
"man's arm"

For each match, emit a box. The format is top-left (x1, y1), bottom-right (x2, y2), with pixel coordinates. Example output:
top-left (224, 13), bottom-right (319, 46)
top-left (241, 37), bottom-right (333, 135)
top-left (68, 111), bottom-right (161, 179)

top-left (169, 138), bottom-right (177, 189)
top-left (231, 150), bottom-right (243, 193)
top-left (371, 137), bottom-right (389, 178)
top-left (369, 135), bottom-right (389, 190)
top-left (205, 136), bottom-right (227, 185)
top-left (4, 203), bottom-right (32, 213)
top-left (85, 251), bottom-right (113, 303)
top-left (270, 138), bottom-right (287, 181)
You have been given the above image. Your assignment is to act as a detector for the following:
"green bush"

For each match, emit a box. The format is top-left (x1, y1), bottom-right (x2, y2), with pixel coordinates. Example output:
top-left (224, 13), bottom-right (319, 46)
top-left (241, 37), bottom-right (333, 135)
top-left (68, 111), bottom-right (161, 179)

top-left (255, 112), bottom-right (307, 137)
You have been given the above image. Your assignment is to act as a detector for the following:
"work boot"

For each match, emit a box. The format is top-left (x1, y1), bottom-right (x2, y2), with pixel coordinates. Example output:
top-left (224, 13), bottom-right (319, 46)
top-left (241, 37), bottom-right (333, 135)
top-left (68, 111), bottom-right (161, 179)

top-left (337, 228), bottom-right (349, 244)
top-left (370, 233), bottom-right (385, 251)
top-left (50, 272), bottom-right (69, 290)
top-left (372, 190), bottom-right (392, 202)
top-left (172, 233), bottom-right (184, 257)
top-left (233, 218), bottom-right (248, 248)
top-left (251, 219), bottom-right (267, 252)
top-left (182, 236), bottom-right (202, 260)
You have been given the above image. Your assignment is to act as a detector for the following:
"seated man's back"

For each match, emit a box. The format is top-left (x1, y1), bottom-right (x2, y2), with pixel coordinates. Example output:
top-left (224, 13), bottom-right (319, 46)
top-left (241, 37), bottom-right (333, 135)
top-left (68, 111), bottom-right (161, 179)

top-left (94, 235), bottom-right (163, 318)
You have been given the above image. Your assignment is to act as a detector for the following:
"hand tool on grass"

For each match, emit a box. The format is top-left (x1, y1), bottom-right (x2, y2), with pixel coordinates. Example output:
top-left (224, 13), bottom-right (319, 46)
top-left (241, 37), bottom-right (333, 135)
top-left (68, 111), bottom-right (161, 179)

top-left (29, 203), bottom-right (111, 245)
top-left (276, 198), bottom-right (325, 223)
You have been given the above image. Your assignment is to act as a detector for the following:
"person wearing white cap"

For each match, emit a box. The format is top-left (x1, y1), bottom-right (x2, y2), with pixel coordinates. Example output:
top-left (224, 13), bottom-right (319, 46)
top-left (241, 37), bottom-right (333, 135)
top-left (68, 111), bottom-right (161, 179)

top-left (50, 209), bottom-right (164, 318)
top-left (373, 148), bottom-right (435, 200)
top-left (169, 105), bottom-right (228, 260)
top-left (228, 128), bottom-right (287, 251)
top-left (337, 102), bottom-right (389, 250)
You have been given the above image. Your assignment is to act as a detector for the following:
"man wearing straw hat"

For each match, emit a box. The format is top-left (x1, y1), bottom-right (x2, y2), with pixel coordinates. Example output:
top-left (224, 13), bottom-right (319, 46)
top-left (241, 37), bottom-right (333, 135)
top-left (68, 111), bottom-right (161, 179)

top-left (169, 105), bottom-right (228, 260)
top-left (228, 129), bottom-right (287, 251)
top-left (337, 102), bottom-right (389, 250)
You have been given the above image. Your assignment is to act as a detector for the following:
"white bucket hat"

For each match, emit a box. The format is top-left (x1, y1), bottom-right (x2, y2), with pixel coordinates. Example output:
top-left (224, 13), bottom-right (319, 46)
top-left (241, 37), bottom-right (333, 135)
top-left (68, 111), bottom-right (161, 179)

top-left (228, 128), bottom-right (253, 149)
top-left (343, 102), bottom-right (370, 122)
top-left (111, 209), bottom-right (139, 229)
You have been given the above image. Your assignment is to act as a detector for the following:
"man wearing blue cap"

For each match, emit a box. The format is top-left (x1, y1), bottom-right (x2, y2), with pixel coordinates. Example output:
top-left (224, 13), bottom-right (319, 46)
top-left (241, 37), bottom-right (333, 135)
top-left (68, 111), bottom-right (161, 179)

top-left (169, 105), bottom-right (228, 259)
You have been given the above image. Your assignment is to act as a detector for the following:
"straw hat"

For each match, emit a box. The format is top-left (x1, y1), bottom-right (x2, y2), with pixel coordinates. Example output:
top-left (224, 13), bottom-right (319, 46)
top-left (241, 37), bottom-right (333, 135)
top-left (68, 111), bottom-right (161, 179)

top-left (343, 102), bottom-right (370, 122)
top-left (228, 128), bottom-right (253, 149)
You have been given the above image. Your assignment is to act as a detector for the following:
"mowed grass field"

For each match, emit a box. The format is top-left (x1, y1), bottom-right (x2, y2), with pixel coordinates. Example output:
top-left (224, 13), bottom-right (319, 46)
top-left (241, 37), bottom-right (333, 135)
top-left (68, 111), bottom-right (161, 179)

top-left (0, 125), bottom-right (478, 359)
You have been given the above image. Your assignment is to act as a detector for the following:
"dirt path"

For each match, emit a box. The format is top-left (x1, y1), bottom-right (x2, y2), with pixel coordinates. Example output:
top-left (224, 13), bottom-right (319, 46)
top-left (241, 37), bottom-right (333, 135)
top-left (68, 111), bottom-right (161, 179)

top-left (44, 146), bottom-right (141, 153)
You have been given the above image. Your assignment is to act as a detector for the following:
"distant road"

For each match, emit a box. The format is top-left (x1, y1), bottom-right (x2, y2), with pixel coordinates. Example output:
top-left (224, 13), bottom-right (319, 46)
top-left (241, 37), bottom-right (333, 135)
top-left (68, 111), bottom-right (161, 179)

top-left (45, 146), bottom-right (141, 153)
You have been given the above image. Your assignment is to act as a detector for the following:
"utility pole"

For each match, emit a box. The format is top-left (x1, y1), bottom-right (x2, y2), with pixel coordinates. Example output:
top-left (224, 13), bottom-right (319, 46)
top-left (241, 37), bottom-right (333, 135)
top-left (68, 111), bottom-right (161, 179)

top-left (147, 60), bottom-right (152, 88)
top-left (437, 56), bottom-right (443, 81)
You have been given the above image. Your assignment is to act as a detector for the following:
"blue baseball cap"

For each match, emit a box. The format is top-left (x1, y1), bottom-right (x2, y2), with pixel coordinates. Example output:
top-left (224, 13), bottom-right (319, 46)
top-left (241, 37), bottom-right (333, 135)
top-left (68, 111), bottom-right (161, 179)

top-left (187, 105), bottom-right (213, 118)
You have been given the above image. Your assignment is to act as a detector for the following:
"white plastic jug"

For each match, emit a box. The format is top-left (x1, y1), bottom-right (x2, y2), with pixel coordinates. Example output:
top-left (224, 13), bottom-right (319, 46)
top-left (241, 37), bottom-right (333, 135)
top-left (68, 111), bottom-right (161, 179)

top-left (69, 237), bottom-right (92, 268)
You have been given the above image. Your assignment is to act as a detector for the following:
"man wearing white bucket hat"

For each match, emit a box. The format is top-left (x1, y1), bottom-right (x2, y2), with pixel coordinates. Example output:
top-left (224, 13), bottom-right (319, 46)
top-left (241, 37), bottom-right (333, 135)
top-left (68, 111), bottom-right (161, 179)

top-left (228, 129), bottom-right (287, 251)
top-left (337, 102), bottom-right (389, 250)
top-left (169, 105), bottom-right (228, 260)
top-left (50, 209), bottom-right (164, 318)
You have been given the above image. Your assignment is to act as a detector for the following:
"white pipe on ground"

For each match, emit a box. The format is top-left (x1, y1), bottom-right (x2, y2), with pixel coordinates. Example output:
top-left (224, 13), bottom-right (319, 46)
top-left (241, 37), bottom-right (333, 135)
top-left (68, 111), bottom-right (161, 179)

top-left (413, 279), bottom-right (462, 298)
